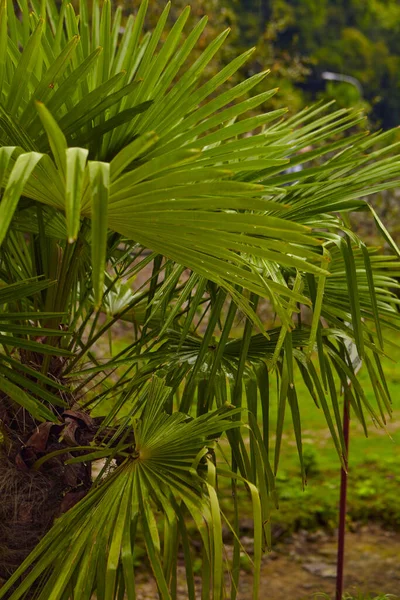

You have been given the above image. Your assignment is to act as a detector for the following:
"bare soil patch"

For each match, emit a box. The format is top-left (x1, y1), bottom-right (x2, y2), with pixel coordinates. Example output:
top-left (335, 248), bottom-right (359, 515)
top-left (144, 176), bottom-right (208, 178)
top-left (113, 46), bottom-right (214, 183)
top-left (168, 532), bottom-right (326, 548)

top-left (134, 524), bottom-right (400, 599)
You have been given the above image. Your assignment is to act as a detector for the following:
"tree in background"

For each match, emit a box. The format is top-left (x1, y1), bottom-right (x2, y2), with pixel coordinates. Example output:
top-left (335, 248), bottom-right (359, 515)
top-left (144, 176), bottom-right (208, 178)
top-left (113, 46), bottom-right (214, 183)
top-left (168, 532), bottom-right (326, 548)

top-left (141, 0), bottom-right (400, 128)
top-left (145, 0), bottom-right (308, 113)
top-left (270, 0), bottom-right (400, 128)
top-left (120, 0), bottom-right (400, 126)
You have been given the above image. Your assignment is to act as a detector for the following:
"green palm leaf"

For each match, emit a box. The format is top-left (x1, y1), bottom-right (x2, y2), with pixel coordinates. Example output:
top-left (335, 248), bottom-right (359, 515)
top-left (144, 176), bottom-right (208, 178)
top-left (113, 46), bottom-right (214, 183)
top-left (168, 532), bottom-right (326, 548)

top-left (1, 1), bottom-right (400, 598)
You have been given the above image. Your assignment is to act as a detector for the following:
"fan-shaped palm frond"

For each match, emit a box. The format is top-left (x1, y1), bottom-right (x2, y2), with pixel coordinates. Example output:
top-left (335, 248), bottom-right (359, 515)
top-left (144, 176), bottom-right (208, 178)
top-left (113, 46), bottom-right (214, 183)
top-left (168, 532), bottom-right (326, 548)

top-left (0, 378), bottom-right (269, 600)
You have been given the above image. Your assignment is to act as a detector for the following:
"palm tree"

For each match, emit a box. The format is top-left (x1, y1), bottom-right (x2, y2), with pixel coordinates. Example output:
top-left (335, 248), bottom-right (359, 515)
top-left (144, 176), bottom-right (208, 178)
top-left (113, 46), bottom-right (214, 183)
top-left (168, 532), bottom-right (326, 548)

top-left (1, 0), bottom-right (400, 598)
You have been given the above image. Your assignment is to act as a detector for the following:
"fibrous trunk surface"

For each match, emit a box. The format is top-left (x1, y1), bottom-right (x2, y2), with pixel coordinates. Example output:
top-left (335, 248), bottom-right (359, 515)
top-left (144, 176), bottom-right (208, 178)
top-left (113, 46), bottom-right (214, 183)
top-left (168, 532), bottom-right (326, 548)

top-left (0, 388), bottom-right (93, 587)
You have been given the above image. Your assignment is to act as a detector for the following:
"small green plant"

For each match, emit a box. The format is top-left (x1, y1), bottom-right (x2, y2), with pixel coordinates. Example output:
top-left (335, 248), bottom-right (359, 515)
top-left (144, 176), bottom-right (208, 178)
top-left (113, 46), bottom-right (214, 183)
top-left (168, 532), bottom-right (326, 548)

top-left (303, 445), bottom-right (321, 478)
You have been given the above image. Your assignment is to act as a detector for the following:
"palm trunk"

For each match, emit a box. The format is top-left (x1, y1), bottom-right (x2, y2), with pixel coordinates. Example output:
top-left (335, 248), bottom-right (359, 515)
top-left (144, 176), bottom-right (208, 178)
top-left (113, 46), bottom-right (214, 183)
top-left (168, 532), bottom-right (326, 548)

top-left (0, 396), bottom-right (93, 584)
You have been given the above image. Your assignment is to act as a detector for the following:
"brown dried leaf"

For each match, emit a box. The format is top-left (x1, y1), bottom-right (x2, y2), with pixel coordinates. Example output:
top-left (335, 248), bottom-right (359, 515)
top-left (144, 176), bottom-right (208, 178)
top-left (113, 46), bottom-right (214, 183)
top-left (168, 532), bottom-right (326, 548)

top-left (25, 422), bottom-right (56, 453)
top-left (62, 410), bottom-right (95, 431)
top-left (63, 463), bottom-right (79, 487)
top-left (59, 489), bottom-right (87, 514)
top-left (15, 453), bottom-right (29, 472)
top-left (60, 418), bottom-right (79, 446)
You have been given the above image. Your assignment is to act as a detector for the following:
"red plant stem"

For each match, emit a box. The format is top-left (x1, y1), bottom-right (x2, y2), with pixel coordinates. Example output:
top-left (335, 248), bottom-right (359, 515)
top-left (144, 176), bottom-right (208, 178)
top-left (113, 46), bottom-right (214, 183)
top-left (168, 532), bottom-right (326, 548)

top-left (336, 395), bottom-right (350, 600)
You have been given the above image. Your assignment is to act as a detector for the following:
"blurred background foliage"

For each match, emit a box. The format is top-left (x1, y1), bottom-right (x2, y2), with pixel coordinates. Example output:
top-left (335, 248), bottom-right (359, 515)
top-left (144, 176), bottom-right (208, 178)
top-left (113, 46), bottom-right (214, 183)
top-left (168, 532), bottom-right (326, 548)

top-left (129, 0), bottom-right (400, 128)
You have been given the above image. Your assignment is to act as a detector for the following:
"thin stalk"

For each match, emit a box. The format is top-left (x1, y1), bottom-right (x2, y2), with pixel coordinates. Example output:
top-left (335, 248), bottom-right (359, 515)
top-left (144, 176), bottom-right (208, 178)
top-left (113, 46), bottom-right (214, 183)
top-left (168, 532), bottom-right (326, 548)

top-left (64, 283), bottom-right (154, 375)
top-left (336, 393), bottom-right (350, 600)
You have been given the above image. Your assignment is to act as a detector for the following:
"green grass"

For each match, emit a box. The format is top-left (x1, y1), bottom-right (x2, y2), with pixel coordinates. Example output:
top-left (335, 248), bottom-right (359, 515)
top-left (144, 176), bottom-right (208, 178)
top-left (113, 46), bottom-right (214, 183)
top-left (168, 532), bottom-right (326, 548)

top-left (244, 327), bottom-right (400, 532)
